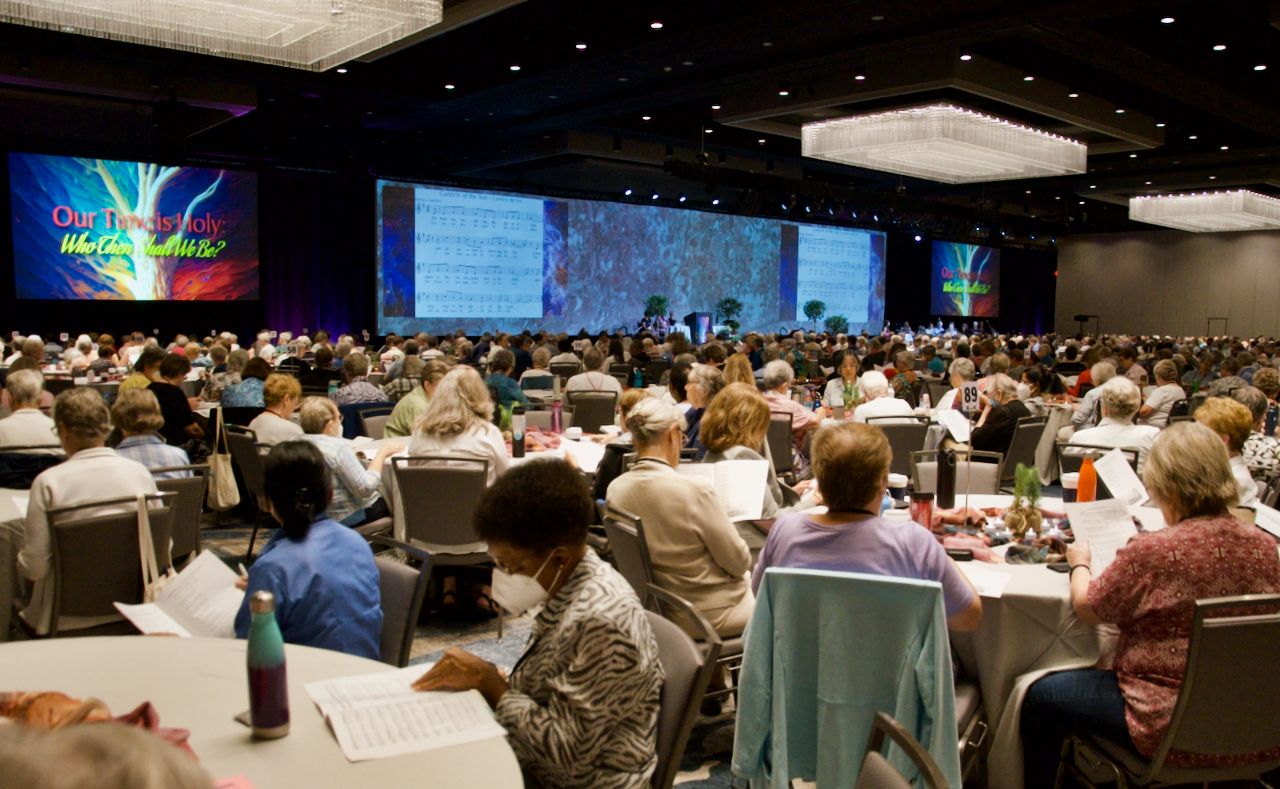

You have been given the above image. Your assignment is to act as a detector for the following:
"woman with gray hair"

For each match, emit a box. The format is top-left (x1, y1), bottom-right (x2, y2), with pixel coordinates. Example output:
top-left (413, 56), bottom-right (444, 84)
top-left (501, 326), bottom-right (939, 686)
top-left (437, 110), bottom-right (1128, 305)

top-left (1070, 359), bottom-right (1118, 431)
top-left (1137, 358), bottom-right (1186, 428)
top-left (682, 364), bottom-right (725, 458)
top-left (970, 373), bottom-right (1031, 454)
top-left (1235, 385), bottom-right (1280, 473)
top-left (761, 358), bottom-right (826, 451)
top-left (852, 370), bottom-right (914, 423)
top-left (409, 366), bottom-right (508, 485)
top-left (1069, 376), bottom-right (1158, 469)
top-left (0, 369), bottom-right (58, 451)
top-left (606, 397), bottom-right (753, 637)
top-left (934, 357), bottom-right (976, 411)
top-left (1022, 422), bottom-right (1280, 787)
top-left (297, 396), bottom-right (402, 526)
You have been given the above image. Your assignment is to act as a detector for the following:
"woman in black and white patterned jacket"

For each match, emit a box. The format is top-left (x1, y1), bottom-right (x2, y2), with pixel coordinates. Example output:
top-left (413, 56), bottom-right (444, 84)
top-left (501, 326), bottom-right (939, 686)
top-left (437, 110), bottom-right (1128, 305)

top-left (414, 459), bottom-right (663, 789)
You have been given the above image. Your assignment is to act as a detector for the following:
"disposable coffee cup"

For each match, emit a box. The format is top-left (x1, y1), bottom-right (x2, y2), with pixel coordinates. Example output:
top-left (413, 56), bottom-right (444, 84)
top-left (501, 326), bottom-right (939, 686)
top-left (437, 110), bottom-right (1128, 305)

top-left (1061, 472), bottom-right (1079, 503)
top-left (882, 508), bottom-right (911, 523)
top-left (888, 473), bottom-right (909, 501)
top-left (564, 426), bottom-right (583, 440)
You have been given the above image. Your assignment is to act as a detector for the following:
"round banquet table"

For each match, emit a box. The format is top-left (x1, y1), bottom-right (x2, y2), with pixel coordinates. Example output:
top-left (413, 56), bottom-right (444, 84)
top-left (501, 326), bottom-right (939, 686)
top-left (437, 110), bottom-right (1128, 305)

top-left (0, 637), bottom-right (523, 789)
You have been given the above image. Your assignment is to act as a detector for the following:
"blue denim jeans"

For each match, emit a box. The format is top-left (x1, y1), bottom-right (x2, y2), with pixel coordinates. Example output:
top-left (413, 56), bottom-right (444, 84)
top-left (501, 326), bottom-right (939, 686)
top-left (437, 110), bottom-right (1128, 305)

top-left (1021, 669), bottom-right (1134, 788)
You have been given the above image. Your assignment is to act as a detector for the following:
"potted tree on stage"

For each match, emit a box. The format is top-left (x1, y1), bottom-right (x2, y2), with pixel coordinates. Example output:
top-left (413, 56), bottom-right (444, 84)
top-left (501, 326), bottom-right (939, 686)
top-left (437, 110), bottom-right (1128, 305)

top-left (824, 314), bottom-right (849, 335)
top-left (716, 296), bottom-right (743, 335)
top-left (802, 299), bottom-right (826, 332)
top-left (644, 294), bottom-right (670, 321)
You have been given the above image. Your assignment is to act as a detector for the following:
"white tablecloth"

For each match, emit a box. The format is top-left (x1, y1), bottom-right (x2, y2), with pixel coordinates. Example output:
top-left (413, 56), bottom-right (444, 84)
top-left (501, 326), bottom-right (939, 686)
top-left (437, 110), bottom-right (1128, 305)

top-left (0, 637), bottom-right (523, 788)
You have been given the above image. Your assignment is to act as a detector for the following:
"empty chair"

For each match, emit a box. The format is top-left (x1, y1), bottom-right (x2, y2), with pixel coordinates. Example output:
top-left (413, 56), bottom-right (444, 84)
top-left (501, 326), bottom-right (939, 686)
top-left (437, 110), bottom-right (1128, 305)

top-left (645, 359), bottom-right (671, 386)
top-left (866, 416), bottom-right (930, 478)
top-left (520, 372), bottom-right (554, 391)
top-left (224, 425), bottom-right (270, 559)
top-left (549, 361), bottom-right (581, 380)
top-left (366, 535), bottom-right (432, 667)
top-left (910, 449), bottom-right (1004, 495)
top-left (180, 379), bottom-right (203, 398)
top-left (646, 585), bottom-right (723, 789)
top-left (217, 405), bottom-right (264, 427)
top-left (924, 378), bottom-right (951, 410)
top-left (360, 409), bottom-right (393, 439)
top-left (566, 390), bottom-right (617, 433)
top-left (856, 712), bottom-right (950, 789)
top-left (1056, 595), bottom-right (1280, 788)
top-left (767, 411), bottom-right (794, 476)
top-left (20, 493), bottom-right (176, 638)
top-left (1000, 416), bottom-right (1048, 490)
top-left (151, 464), bottom-right (209, 563)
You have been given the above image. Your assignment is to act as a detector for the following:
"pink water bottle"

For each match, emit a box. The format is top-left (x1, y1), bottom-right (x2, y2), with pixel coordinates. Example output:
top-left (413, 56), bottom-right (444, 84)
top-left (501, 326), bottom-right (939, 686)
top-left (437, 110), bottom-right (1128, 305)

top-left (550, 398), bottom-right (563, 434)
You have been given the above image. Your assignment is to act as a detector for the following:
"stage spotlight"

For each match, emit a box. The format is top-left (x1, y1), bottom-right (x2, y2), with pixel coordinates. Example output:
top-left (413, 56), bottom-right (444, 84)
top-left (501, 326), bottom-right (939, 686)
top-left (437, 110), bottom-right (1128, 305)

top-left (624, 188), bottom-right (633, 196)
top-left (678, 194), bottom-right (687, 203)
top-left (650, 192), bottom-right (660, 200)
top-left (914, 235), bottom-right (922, 242)
top-left (711, 197), bottom-right (721, 206)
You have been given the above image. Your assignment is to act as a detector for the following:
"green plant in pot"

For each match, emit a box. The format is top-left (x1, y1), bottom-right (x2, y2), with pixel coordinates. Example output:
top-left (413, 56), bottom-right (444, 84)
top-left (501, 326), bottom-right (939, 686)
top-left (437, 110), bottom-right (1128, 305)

top-left (1004, 463), bottom-right (1043, 538)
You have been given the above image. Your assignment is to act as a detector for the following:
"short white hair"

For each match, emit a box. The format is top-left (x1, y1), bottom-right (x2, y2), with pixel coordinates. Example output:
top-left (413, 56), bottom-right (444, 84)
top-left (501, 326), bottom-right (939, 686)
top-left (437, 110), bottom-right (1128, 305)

top-left (987, 372), bottom-right (1018, 401)
top-left (762, 359), bottom-right (795, 390)
top-left (1101, 376), bottom-right (1141, 421)
top-left (860, 370), bottom-right (890, 398)
top-left (5, 369), bottom-right (44, 406)
top-left (949, 357), bottom-right (975, 381)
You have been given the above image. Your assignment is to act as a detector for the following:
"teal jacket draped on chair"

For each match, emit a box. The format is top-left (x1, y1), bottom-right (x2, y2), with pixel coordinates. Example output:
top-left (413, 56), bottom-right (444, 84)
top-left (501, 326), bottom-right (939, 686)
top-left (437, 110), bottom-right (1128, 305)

top-left (731, 568), bottom-right (961, 788)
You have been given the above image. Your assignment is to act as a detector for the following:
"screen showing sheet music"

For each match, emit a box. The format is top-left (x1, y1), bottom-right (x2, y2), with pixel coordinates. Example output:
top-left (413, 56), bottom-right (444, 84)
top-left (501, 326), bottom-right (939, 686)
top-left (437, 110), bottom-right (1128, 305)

top-left (376, 181), bottom-right (887, 335)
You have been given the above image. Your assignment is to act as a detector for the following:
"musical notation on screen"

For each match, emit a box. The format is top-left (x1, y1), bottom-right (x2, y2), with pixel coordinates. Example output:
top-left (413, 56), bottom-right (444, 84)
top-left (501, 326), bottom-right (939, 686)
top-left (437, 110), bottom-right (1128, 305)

top-left (795, 225), bottom-right (872, 323)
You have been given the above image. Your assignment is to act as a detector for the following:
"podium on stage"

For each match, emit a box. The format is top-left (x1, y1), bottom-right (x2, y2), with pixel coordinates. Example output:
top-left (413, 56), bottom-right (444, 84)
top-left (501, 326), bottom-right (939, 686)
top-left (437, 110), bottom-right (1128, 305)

top-left (683, 312), bottom-right (713, 344)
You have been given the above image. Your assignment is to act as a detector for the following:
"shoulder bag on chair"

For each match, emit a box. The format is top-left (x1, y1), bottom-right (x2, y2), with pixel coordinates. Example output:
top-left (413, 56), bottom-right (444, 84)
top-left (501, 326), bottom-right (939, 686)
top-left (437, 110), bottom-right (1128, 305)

top-left (137, 494), bottom-right (176, 603)
top-left (207, 409), bottom-right (241, 511)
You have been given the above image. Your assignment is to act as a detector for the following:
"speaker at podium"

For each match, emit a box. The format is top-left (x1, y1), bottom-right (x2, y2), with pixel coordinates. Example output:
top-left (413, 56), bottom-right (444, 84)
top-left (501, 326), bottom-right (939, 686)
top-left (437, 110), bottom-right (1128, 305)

top-left (683, 312), bottom-right (713, 344)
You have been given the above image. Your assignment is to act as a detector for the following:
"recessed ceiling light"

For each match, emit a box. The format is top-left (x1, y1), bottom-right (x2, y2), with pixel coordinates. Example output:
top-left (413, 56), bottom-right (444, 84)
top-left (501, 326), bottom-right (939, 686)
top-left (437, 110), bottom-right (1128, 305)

top-left (1079, 200), bottom-right (1086, 205)
top-left (1221, 145), bottom-right (1230, 150)
top-left (1145, 181), bottom-right (1153, 185)
top-left (575, 42), bottom-right (587, 50)
top-left (1255, 64), bottom-right (1268, 71)
top-left (641, 115), bottom-right (651, 121)
top-left (778, 89), bottom-right (790, 96)
top-left (1209, 175), bottom-right (1217, 180)
top-left (443, 83), bottom-right (455, 90)
top-left (1188, 134), bottom-right (1198, 140)
top-left (681, 61), bottom-right (694, 66)
top-left (1025, 189), bottom-right (1032, 194)
top-left (1023, 75), bottom-right (1035, 81)
top-left (509, 64), bottom-right (521, 71)
top-left (1067, 92), bottom-right (1079, 98)
top-left (335, 67), bottom-right (348, 74)
top-left (854, 74), bottom-right (866, 81)
top-left (1160, 16), bottom-right (1175, 23)
top-left (547, 94), bottom-right (558, 99)
top-left (704, 128), bottom-right (713, 134)
top-left (1213, 44), bottom-right (1227, 51)
top-left (617, 76), bottom-right (628, 82)
top-left (959, 53), bottom-right (973, 61)
top-left (870, 15), bottom-right (884, 21)
top-left (1055, 195), bottom-right (1061, 200)
top-left (1155, 122), bottom-right (1166, 127)
top-left (650, 20), bottom-right (663, 29)
top-left (757, 138), bottom-right (767, 145)
top-left (1129, 153), bottom-right (1138, 158)
top-left (1090, 185), bottom-right (1097, 189)
top-left (711, 104), bottom-right (721, 110)
top-left (761, 41), bottom-right (773, 47)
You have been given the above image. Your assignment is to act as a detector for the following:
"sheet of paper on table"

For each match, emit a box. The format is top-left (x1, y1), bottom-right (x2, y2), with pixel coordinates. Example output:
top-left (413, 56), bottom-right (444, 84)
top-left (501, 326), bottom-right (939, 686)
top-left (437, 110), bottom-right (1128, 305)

top-left (1093, 449), bottom-right (1149, 506)
top-left (0, 494), bottom-right (28, 522)
top-left (114, 551), bottom-right (244, 638)
top-left (1252, 502), bottom-right (1280, 540)
top-left (956, 561), bottom-right (1013, 598)
top-left (1064, 499), bottom-right (1138, 575)
top-left (935, 408), bottom-right (971, 443)
top-left (307, 665), bottom-right (506, 762)
top-left (677, 459), bottom-right (769, 521)
top-left (557, 437), bottom-right (606, 474)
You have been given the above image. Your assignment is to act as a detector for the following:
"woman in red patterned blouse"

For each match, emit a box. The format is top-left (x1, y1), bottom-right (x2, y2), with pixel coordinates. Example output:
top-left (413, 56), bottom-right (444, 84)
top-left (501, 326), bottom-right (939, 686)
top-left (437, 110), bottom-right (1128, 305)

top-left (1021, 421), bottom-right (1280, 787)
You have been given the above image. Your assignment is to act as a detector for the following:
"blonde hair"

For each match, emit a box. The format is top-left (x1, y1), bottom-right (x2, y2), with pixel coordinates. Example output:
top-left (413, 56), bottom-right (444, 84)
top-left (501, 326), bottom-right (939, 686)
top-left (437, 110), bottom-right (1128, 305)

top-left (811, 423), bottom-right (891, 512)
top-left (422, 358), bottom-right (451, 385)
top-left (723, 354), bottom-right (754, 386)
top-left (1143, 421), bottom-right (1239, 516)
top-left (299, 396), bottom-right (339, 434)
top-left (414, 366), bottom-right (493, 436)
top-left (0, 723), bottom-right (214, 789)
top-left (1194, 396), bottom-right (1253, 453)
top-left (618, 388), bottom-right (652, 423)
top-left (701, 382), bottom-right (770, 454)
top-left (111, 388), bottom-right (165, 433)
top-left (625, 397), bottom-right (680, 446)
top-left (263, 373), bottom-right (301, 408)
top-left (52, 388), bottom-right (110, 442)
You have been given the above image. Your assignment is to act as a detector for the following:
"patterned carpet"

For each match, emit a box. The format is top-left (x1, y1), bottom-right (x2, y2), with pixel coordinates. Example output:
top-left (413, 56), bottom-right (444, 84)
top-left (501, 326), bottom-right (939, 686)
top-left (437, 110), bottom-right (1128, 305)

top-left (202, 517), bottom-right (740, 787)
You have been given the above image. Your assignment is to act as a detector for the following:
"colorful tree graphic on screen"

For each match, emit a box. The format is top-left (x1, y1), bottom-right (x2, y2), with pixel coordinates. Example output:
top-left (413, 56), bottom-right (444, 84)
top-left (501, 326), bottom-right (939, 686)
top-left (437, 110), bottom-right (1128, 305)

top-left (930, 242), bottom-right (1000, 317)
top-left (9, 153), bottom-right (258, 301)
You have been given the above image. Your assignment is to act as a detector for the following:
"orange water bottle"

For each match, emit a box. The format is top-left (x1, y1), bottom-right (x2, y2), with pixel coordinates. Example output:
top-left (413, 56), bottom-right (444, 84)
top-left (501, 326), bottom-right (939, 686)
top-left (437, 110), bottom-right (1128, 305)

top-left (1077, 457), bottom-right (1098, 503)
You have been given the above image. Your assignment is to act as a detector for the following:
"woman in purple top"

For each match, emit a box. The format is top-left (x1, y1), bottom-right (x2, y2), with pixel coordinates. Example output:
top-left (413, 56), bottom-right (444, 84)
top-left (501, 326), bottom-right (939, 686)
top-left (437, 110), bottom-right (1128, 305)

top-left (752, 422), bottom-right (982, 631)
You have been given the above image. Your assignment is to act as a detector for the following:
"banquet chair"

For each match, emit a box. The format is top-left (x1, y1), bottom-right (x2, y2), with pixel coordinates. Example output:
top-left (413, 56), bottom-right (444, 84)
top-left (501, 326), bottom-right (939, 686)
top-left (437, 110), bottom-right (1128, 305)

top-left (566, 390), bottom-right (617, 433)
top-left (359, 406), bottom-right (394, 439)
top-left (549, 361), bottom-right (581, 379)
top-left (43, 378), bottom-right (74, 397)
top-left (17, 493), bottom-right (176, 638)
top-left (366, 536), bottom-right (432, 668)
top-left (999, 416), bottom-right (1048, 491)
top-left (519, 372), bottom-right (554, 391)
top-left (856, 712), bottom-right (949, 789)
top-left (218, 406), bottom-right (264, 427)
top-left (151, 464), bottom-right (209, 565)
top-left (767, 412), bottom-right (794, 477)
top-left (390, 455), bottom-right (500, 637)
top-left (1055, 594), bottom-right (1280, 789)
top-left (645, 584), bottom-right (722, 789)
top-left (924, 378), bottom-right (952, 410)
top-left (523, 404), bottom-right (572, 431)
top-left (645, 359), bottom-right (671, 386)
top-left (865, 417), bottom-right (930, 478)
top-left (910, 450), bottom-right (1004, 496)
top-left (180, 379), bottom-right (203, 398)
top-left (224, 425), bottom-right (271, 560)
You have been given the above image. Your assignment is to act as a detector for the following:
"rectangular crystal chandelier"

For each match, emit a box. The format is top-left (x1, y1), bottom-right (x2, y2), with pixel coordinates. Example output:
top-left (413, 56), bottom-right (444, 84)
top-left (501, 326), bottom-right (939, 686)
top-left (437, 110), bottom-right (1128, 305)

top-left (801, 103), bottom-right (1087, 184)
top-left (0, 0), bottom-right (443, 72)
top-left (1129, 190), bottom-right (1280, 232)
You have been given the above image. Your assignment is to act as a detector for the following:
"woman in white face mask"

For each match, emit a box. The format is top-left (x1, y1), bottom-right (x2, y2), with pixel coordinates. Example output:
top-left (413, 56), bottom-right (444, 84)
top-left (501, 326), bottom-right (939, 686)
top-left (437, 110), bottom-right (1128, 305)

top-left (413, 460), bottom-right (664, 789)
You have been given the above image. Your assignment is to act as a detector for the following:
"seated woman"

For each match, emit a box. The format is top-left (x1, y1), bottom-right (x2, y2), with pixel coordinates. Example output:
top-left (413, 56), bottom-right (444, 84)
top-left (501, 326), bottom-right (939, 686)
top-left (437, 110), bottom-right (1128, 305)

top-left (1194, 395), bottom-right (1259, 506)
top-left (683, 364), bottom-right (724, 458)
top-left (234, 441), bottom-right (381, 658)
top-left (822, 352), bottom-right (862, 409)
top-left (1021, 422), bottom-right (1280, 787)
top-left (296, 397), bottom-right (402, 527)
top-left (413, 459), bottom-right (662, 789)
top-left (889, 350), bottom-right (919, 400)
top-left (1070, 376), bottom-right (1158, 470)
top-left (970, 373), bottom-right (1031, 454)
top-left (146, 353), bottom-right (204, 447)
top-left (606, 398), bottom-right (754, 637)
top-left (1138, 359), bottom-right (1186, 428)
top-left (751, 422), bottom-right (981, 631)
top-left (1234, 385), bottom-right (1280, 474)
top-left (333, 351), bottom-right (389, 406)
top-left (852, 370), bottom-right (914, 424)
top-left (517, 347), bottom-right (555, 389)
top-left (761, 360), bottom-right (826, 451)
top-left (200, 346), bottom-right (242, 402)
top-left (221, 356), bottom-right (271, 408)
top-left (111, 389), bottom-right (192, 478)
top-left (408, 366), bottom-right (509, 485)
top-left (384, 359), bottom-right (450, 438)
top-left (246, 373), bottom-right (304, 447)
